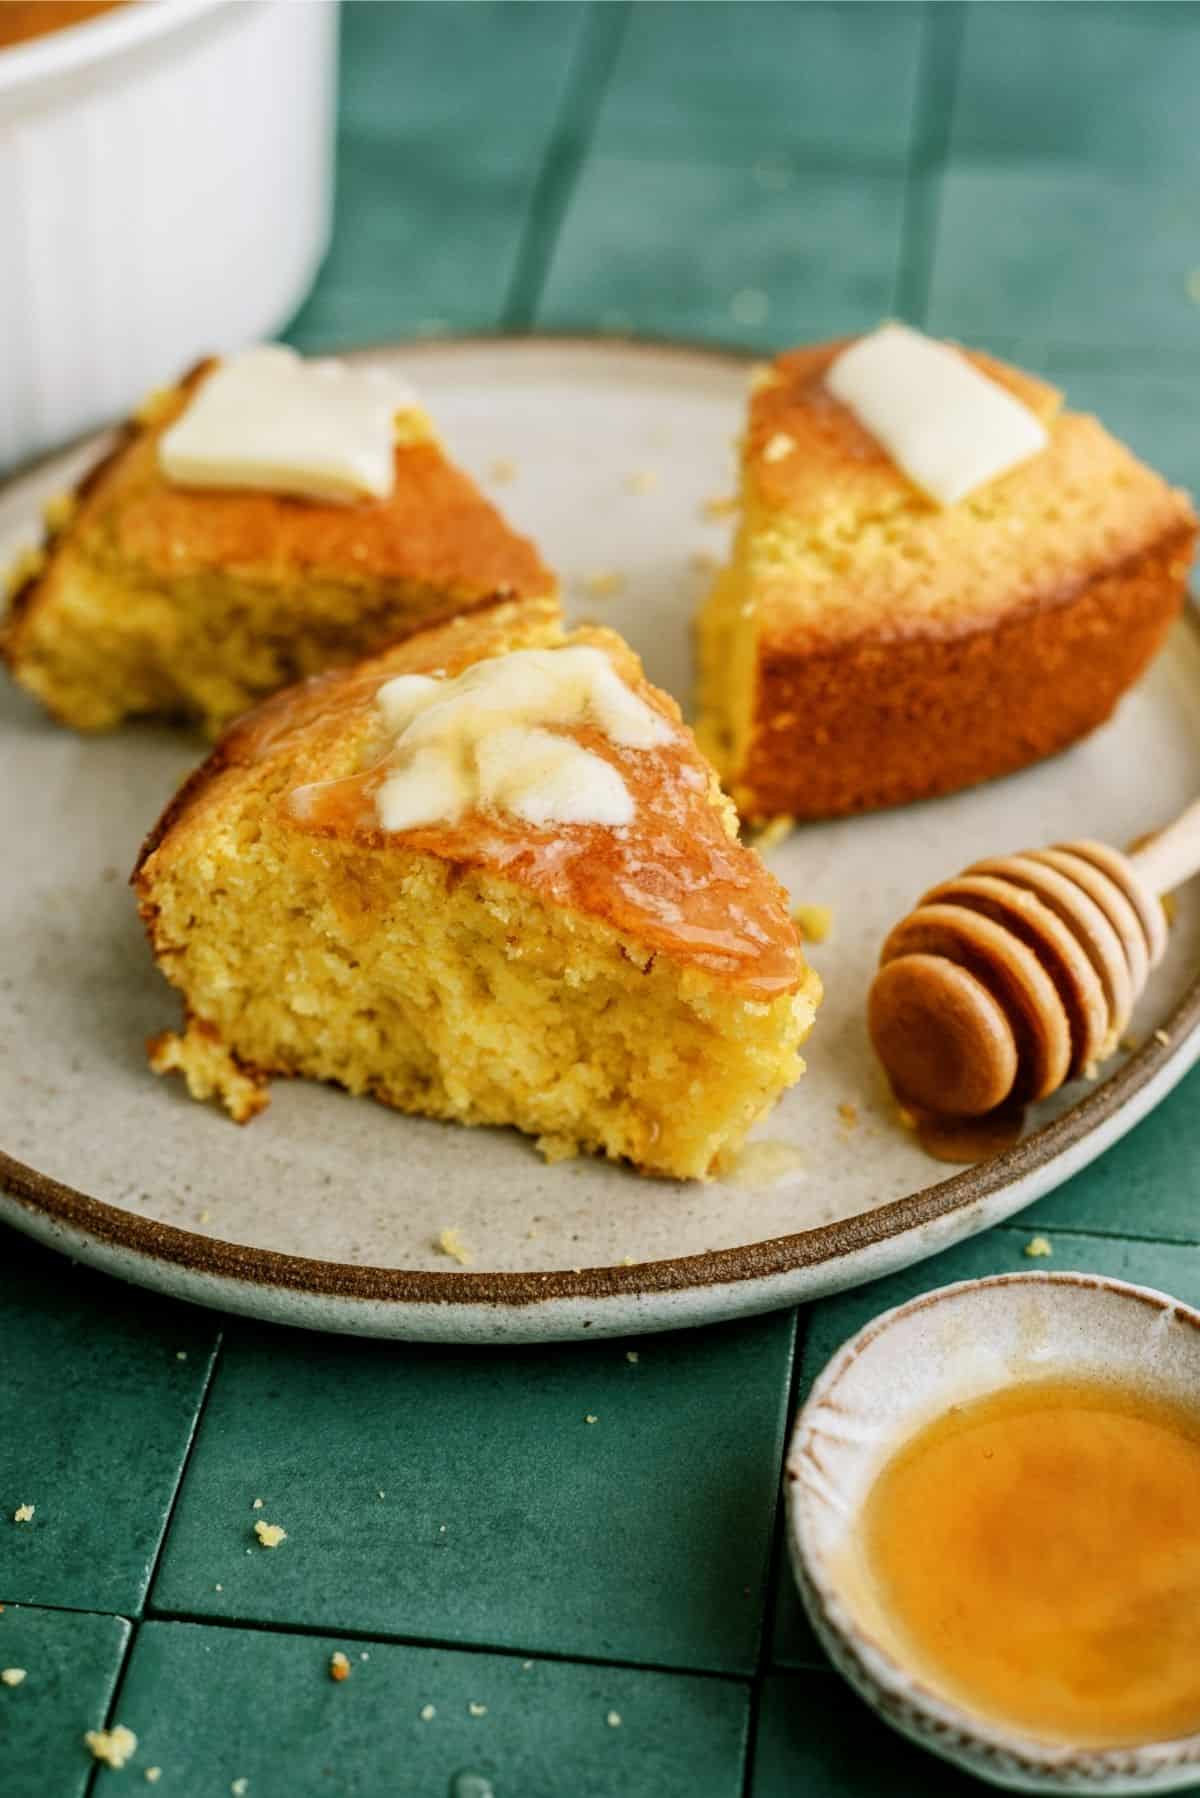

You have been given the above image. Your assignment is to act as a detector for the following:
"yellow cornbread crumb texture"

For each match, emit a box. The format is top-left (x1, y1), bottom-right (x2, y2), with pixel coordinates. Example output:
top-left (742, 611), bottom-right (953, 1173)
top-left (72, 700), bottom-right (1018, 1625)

top-left (1, 1668), bottom-right (26, 1686)
top-left (254, 1520), bottom-right (287, 1548)
top-left (13, 1504), bottom-right (34, 1523)
top-left (330, 1651), bottom-right (351, 1681)
top-left (86, 1725), bottom-right (138, 1769)
top-left (434, 1227), bottom-right (472, 1266)
top-left (143, 809), bottom-right (816, 1184)
top-left (1024, 1236), bottom-right (1053, 1259)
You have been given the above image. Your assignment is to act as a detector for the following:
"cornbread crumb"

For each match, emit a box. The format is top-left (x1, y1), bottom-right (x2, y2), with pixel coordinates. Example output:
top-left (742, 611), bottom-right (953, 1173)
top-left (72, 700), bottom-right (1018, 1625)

top-left (585, 1414), bottom-right (599, 1425)
top-left (330, 1651), bottom-right (351, 1682)
top-left (522, 1661), bottom-right (534, 1671)
top-left (360, 1652), bottom-right (370, 1661)
top-left (434, 1227), bottom-right (472, 1267)
top-left (42, 491), bottom-right (77, 536)
top-left (175, 1351), bottom-right (188, 1361)
top-left (792, 903), bottom-right (832, 943)
top-left (468, 1701), bottom-right (488, 1717)
top-left (581, 569), bottom-right (626, 599)
top-left (214, 1584), bottom-right (223, 1592)
top-left (625, 1350), bottom-right (639, 1364)
top-left (763, 432), bottom-right (795, 465)
top-left (252, 1498), bottom-right (264, 1510)
top-left (701, 494), bottom-right (738, 521)
top-left (419, 1703), bottom-right (436, 1722)
top-left (13, 1505), bottom-right (34, 1523)
top-left (253, 1521), bottom-right (287, 1549)
top-left (231, 1782), bottom-right (249, 1797)
top-left (1024, 1236), bottom-right (1053, 1259)
top-left (1155, 1028), bottom-right (1171, 1046)
top-left (606, 1709), bottom-right (622, 1728)
top-left (146, 1771), bottom-right (162, 1785)
top-left (1, 1668), bottom-right (26, 1686)
top-left (85, 1725), bottom-right (138, 1769)
top-left (626, 469), bottom-right (659, 495)
top-left (489, 458), bottom-right (518, 484)
top-left (149, 1025), bottom-right (268, 1125)
top-left (535, 1133), bottom-right (578, 1166)
top-left (749, 815), bottom-right (793, 853)
top-left (730, 288), bottom-right (769, 327)
top-left (837, 1102), bottom-right (859, 1130)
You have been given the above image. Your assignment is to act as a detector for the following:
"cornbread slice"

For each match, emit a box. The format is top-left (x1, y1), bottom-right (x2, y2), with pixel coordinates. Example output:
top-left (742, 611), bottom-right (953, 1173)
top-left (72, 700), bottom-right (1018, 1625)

top-left (135, 597), bottom-right (819, 1181)
top-left (3, 359), bottom-right (556, 735)
top-left (698, 340), bottom-right (1197, 821)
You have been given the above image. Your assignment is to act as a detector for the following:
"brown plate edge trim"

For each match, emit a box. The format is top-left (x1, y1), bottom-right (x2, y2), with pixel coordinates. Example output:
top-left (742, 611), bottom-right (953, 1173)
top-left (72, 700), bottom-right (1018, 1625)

top-left (2, 332), bottom-right (1199, 1312)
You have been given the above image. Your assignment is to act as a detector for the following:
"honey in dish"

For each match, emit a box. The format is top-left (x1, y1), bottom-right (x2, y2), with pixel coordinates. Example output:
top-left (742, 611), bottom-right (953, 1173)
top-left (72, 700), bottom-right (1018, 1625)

top-left (862, 1377), bottom-right (1200, 1747)
top-left (0, 3), bottom-right (127, 52)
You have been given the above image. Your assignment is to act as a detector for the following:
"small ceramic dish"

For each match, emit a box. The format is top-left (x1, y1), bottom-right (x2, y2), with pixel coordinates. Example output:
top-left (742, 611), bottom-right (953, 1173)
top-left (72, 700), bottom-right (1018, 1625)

top-left (786, 1271), bottom-right (1200, 1794)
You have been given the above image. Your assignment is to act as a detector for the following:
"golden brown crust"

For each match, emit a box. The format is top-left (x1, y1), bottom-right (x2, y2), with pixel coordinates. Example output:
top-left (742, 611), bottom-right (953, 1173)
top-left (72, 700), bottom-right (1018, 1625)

top-left (4, 358), bottom-right (557, 732)
top-left (735, 520), bottom-right (1195, 820)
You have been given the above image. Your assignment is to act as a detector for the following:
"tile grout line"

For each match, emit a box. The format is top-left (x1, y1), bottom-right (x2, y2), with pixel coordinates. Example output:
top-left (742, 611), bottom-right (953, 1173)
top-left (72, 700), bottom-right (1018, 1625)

top-left (138, 1603), bottom-right (755, 1689)
top-left (501, 0), bottom-right (631, 330)
top-left (893, 0), bottom-right (966, 325)
top-left (81, 1333), bottom-right (224, 1793)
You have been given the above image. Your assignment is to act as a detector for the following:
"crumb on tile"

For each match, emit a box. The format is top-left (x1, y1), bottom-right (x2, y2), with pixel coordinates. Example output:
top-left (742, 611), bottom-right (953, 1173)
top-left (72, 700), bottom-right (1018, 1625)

top-left (1024, 1236), bottom-right (1053, 1259)
top-left (1, 1668), bottom-right (26, 1686)
top-left (419, 1703), bottom-right (436, 1722)
top-left (231, 1781), bottom-right (249, 1797)
top-left (792, 903), bottom-right (832, 943)
top-left (13, 1504), bottom-right (34, 1524)
top-left (330, 1651), bottom-right (351, 1683)
top-left (763, 431), bottom-right (795, 464)
top-left (175, 1351), bottom-right (188, 1361)
top-left (522, 1660), bottom-right (534, 1671)
top-left (251, 1498), bottom-right (264, 1510)
top-left (360, 1652), bottom-right (369, 1662)
top-left (145, 1771), bottom-right (162, 1786)
top-left (214, 1583), bottom-right (223, 1592)
top-left (468, 1701), bottom-right (488, 1718)
top-left (253, 1521), bottom-right (287, 1549)
top-left (581, 568), bottom-right (626, 599)
top-left (584, 1413), bottom-right (599, 1424)
top-left (85, 1725), bottom-right (138, 1769)
top-left (625, 1350), bottom-right (639, 1364)
top-left (434, 1226), bottom-right (472, 1266)
top-left (606, 1709), bottom-right (622, 1728)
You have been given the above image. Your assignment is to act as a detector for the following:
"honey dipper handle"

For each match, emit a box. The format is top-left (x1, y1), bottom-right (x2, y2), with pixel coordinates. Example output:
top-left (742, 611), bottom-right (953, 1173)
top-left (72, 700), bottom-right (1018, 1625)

top-left (1129, 797), bottom-right (1200, 897)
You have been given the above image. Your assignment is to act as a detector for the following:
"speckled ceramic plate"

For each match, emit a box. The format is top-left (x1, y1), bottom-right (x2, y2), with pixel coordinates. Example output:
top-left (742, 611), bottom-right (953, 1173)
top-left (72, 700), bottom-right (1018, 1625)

top-left (2, 337), bottom-right (1199, 1341)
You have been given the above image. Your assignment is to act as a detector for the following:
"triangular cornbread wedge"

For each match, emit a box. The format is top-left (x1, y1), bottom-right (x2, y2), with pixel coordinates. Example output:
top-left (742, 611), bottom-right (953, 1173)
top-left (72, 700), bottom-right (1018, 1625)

top-left (698, 339), bottom-right (1197, 821)
top-left (4, 360), bottom-right (557, 735)
top-left (134, 597), bottom-right (819, 1181)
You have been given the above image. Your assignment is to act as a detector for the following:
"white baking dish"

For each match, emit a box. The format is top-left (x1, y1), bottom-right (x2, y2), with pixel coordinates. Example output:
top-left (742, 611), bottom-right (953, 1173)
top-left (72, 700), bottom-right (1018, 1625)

top-left (0, 0), bottom-right (337, 469)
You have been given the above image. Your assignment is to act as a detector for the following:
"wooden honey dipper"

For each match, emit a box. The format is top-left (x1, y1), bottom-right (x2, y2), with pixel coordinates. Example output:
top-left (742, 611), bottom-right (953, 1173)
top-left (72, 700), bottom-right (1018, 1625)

top-left (868, 800), bottom-right (1200, 1119)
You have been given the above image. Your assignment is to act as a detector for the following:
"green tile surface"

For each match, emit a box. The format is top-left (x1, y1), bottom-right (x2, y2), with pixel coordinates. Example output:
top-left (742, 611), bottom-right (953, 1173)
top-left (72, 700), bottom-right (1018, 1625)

top-left (114, 1620), bottom-right (749, 1797)
top-left (926, 167), bottom-right (1200, 360)
top-left (0, 1235), bottom-right (219, 1615)
top-left (592, 2), bottom-right (926, 164)
top-left (7, 3), bottom-right (1200, 1794)
top-left (150, 1314), bottom-right (795, 1673)
top-left (0, 1604), bottom-right (131, 1798)
top-left (537, 157), bottom-right (906, 345)
top-left (952, 2), bottom-right (1200, 175)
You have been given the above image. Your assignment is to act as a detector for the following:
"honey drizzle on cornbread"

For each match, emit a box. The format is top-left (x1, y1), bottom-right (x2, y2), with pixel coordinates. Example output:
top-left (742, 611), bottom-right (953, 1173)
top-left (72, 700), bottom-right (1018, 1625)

top-left (241, 636), bottom-right (803, 1000)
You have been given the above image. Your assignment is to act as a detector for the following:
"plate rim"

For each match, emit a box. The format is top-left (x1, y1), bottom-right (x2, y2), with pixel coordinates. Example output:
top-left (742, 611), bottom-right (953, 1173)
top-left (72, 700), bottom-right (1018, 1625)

top-left (3, 331), bottom-right (1198, 1323)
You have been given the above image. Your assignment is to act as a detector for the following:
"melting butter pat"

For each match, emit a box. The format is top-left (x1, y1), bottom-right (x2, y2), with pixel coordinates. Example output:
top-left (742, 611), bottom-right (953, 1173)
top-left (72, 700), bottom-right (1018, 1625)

top-left (159, 344), bottom-right (418, 504)
top-left (826, 322), bottom-right (1048, 507)
top-left (364, 645), bottom-right (673, 833)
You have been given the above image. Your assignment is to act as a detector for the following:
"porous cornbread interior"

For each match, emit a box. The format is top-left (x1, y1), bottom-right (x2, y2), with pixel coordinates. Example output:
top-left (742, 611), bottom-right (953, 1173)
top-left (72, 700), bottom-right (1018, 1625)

top-left (698, 341), bottom-right (1197, 819)
top-left (3, 362), bottom-right (557, 736)
top-left (136, 598), bottom-right (819, 1181)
